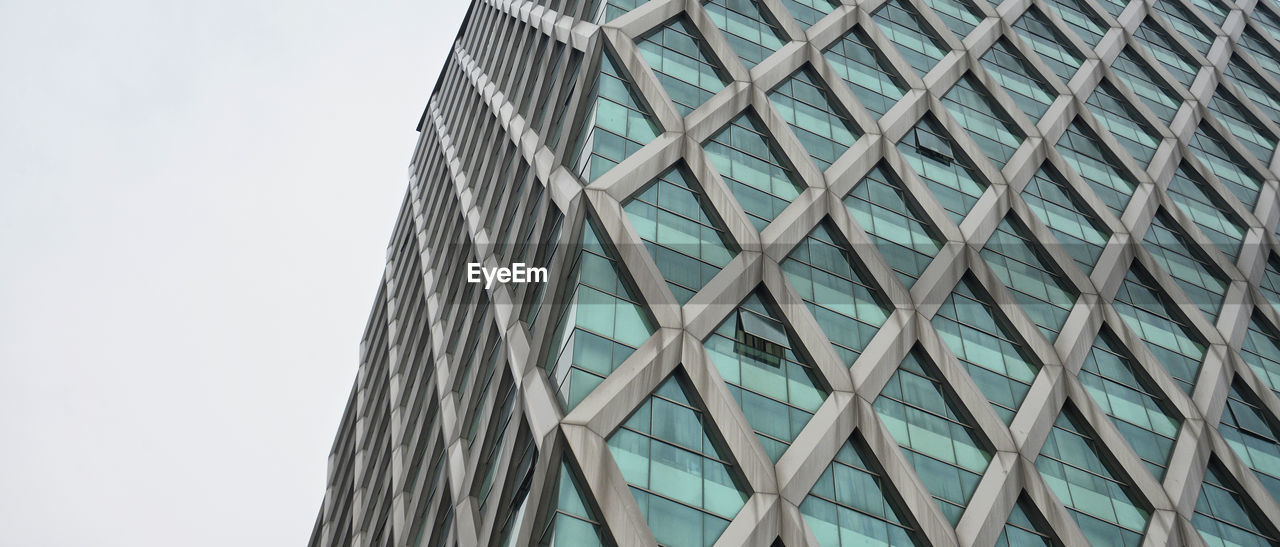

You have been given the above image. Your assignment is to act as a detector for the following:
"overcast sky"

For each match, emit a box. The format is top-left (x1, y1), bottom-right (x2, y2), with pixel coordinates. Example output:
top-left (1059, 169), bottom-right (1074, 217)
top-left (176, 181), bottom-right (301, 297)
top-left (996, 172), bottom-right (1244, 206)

top-left (0, 1), bottom-right (469, 544)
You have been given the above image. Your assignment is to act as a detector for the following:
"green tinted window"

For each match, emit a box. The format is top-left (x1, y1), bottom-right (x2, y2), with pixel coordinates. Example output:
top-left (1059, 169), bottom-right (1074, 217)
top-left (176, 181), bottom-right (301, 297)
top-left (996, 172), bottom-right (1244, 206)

top-left (981, 216), bottom-right (1078, 340)
top-left (1085, 80), bottom-right (1162, 165)
top-left (844, 163), bottom-right (943, 286)
top-left (1057, 119), bottom-right (1139, 216)
top-left (704, 291), bottom-right (830, 461)
top-left (782, 222), bottom-right (890, 365)
top-left (637, 16), bottom-right (730, 116)
top-left (933, 275), bottom-right (1043, 423)
top-left (1220, 381), bottom-right (1280, 502)
top-left (782, 0), bottom-right (838, 28)
top-left (874, 349), bottom-right (992, 523)
top-left (1133, 21), bottom-right (1201, 87)
top-left (1142, 210), bottom-right (1229, 320)
top-left (1020, 165), bottom-right (1110, 272)
top-left (536, 462), bottom-right (606, 546)
top-left (979, 38), bottom-right (1057, 120)
top-left (997, 495), bottom-right (1056, 546)
top-left (768, 66), bottom-right (861, 169)
top-left (874, 0), bottom-right (950, 76)
top-left (1188, 121), bottom-right (1264, 208)
top-left (570, 51), bottom-right (661, 181)
top-left (1046, 0), bottom-right (1110, 47)
top-left (623, 165), bottom-right (737, 303)
top-left (899, 114), bottom-right (990, 223)
top-left (1110, 47), bottom-right (1183, 125)
top-left (922, 0), bottom-right (985, 38)
top-left (702, 0), bottom-right (788, 67)
top-left (1165, 163), bottom-right (1246, 261)
top-left (1152, 0), bottom-right (1216, 54)
top-left (1208, 88), bottom-right (1279, 165)
top-left (606, 373), bottom-right (750, 546)
top-left (1112, 266), bottom-right (1207, 393)
top-left (1013, 7), bottom-right (1086, 82)
top-left (1079, 329), bottom-right (1180, 478)
top-left (1193, 460), bottom-right (1280, 546)
top-left (1242, 314), bottom-right (1280, 400)
top-left (1036, 406), bottom-right (1150, 546)
top-left (703, 110), bottom-right (806, 230)
top-left (545, 220), bottom-right (656, 410)
top-left (823, 27), bottom-right (909, 117)
top-left (942, 75), bottom-right (1026, 169)
top-left (802, 435), bottom-right (919, 546)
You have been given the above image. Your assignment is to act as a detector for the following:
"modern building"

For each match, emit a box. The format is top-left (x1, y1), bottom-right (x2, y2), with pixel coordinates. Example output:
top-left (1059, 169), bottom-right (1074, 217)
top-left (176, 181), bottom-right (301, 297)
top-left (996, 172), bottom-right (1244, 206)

top-left (308, 0), bottom-right (1280, 544)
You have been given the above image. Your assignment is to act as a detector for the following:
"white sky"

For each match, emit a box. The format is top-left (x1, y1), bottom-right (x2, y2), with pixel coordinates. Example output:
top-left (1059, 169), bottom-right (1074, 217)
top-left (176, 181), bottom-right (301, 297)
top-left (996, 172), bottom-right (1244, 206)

top-left (0, 1), bottom-right (470, 544)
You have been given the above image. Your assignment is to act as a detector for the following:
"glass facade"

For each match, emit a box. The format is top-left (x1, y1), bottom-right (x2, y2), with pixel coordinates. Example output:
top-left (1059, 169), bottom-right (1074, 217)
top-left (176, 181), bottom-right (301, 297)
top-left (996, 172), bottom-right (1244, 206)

top-left (899, 114), bottom-right (989, 223)
top-left (637, 16), bottom-right (730, 116)
top-left (702, 0), bottom-right (787, 68)
top-left (801, 435), bottom-right (918, 546)
top-left (623, 165), bottom-right (736, 303)
top-left (315, 1), bottom-right (1280, 545)
top-left (767, 66), bottom-right (860, 170)
top-left (607, 373), bottom-right (750, 546)
top-left (843, 163), bottom-right (942, 286)
top-left (704, 291), bottom-right (829, 462)
top-left (933, 275), bottom-right (1042, 423)
top-left (875, 349), bottom-right (991, 524)
top-left (1036, 405), bottom-right (1150, 546)
top-left (781, 222), bottom-right (889, 365)
top-left (570, 50), bottom-right (661, 181)
top-left (703, 110), bottom-right (805, 230)
top-left (545, 220), bottom-right (656, 410)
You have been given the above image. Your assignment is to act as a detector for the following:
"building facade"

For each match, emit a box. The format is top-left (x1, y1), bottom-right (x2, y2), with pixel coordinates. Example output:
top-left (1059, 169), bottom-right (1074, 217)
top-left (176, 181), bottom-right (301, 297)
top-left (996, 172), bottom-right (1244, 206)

top-left (308, 0), bottom-right (1280, 544)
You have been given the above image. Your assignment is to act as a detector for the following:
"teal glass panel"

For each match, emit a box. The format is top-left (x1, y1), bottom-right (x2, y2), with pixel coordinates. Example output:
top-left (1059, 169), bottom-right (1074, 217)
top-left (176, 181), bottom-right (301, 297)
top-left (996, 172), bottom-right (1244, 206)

top-left (899, 114), bottom-right (990, 223)
top-left (1133, 21), bottom-right (1201, 87)
top-left (1142, 210), bottom-right (1229, 320)
top-left (1225, 55), bottom-right (1280, 128)
top-left (1261, 255), bottom-right (1280, 315)
top-left (1056, 119), bottom-right (1138, 216)
top-left (588, 0), bottom-right (649, 22)
top-left (623, 165), bottom-right (737, 303)
top-left (782, 0), bottom-right (838, 28)
top-left (570, 51), bottom-right (661, 182)
top-left (1020, 164), bottom-right (1110, 272)
top-left (1046, 0), bottom-right (1110, 47)
top-left (1239, 27), bottom-right (1280, 83)
top-left (1013, 7), bottom-right (1086, 82)
top-left (1152, 0), bottom-right (1216, 55)
top-left (704, 291), bottom-right (830, 462)
top-left (997, 495), bottom-right (1056, 546)
top-left (545, 220), bottom-right (656, 410)
top-left (606, 373), bottom-right (751, 546)
top-left (702, 0), bottom-right (788, 68)
top-left (1209, 88), bottom-right (1279, 165)
top-left (1191, 0), bottom-right (1231, 24)
top-left (1219, 381), bottom-right (1280, 502)
top-left (873, 0), bottom-right (950, 76)
top-left (933, 275), bottom-right (1043, 423)
top-left (782, 222), bottom-right (890, 365)
top-left (1085, 80), bottom-right (1162, 165)
top-left (703, 110), bottom-right (806, 230)
top-left (1110, 47), bottom-right (1183, 126)
top-left (1253, 3), bottom-right (1280, 41)
top-left (979, 38), bottom-right (1057, 120)
top-left (874, 349), bottom-right (992, 523)
top-left (801, 435), bottom-right (919, 546)
top-left (768, 66), bottom-right (861, 170)
top-left (1112, 265), bottom-right (1208, 393)
top-left (1242, 314), bottom-right (1280, 400)
top-left (823, 27), bottom-right (909, 117)
top-left (922, 0), bottom-right (985, 38)
top-left (1193, 459), bottom-right (1280, 546)
top-left (942, 75), bottom-right (1026, 169)
top-left (536, 463), bottom-right (606, 546)
top-left (1036, 406), bottom-right (1150, 546)
top-left (1166, 163), bottom-right (1246, 261)
top-left (843, 163), bottom-right (943, 286)
top-left (1095, 0), bottom-right (1129, 17)
top-left (1188, 121), bottom-right (1264, 208)
top-left (1079, 328), bottom-right (1180, 478)
top-left (981, 215), bottom-right (1078, 340)
top-left (637, 16), bottom-right (730, 116)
